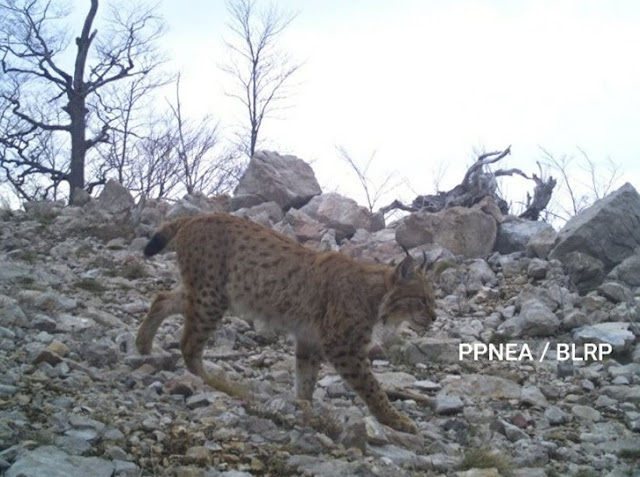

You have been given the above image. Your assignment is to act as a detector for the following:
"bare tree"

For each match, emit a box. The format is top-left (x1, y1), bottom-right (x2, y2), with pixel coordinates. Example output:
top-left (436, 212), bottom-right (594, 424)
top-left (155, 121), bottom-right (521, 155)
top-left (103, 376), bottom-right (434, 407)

top-left (167, 74), bottom-right (244, 197)
top-left (336, 145), bottom-right (398, 212)
top-left (576, 147), bottom-right (621, 201)
top-left (0, 0), bottom-right (165, 204)
top-left (130, 114), bottom-right (181, 199)
top-left (88, 72), bottom-right (244, 201)
top-left (93, 69), bottom-right (173, 189)
top-left (221, 0), bottom-right (302, 158)
top-left (540, 146), bottom-right (622, 222)
top-left (0, 103), bottom-right (68, 201)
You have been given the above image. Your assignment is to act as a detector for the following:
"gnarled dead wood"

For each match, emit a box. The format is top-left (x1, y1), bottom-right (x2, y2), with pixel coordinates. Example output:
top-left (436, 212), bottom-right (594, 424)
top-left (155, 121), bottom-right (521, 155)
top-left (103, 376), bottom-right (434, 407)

top-left (379, 146), bottom-right (556, 221)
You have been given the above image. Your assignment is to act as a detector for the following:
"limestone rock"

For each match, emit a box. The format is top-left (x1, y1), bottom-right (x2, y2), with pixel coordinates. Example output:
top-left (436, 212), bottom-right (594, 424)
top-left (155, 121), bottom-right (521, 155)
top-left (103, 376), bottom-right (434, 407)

top-left (339, 228), bottom-right (402, 262)
top-left (527, 258), bottom-right (550, 279)
top-left (97, 179), bottom-right (135, 213)
top-left (571, 405), bottom-right (601, 422)
top-left (396, 206), bottom-right (497, 258)
top-left (228, 193), bottom-right (266, 211)
top-left (400, 338), bottom-right (461, 365)
top-left (233, 201), bottom-right (284, 227)
top-left (572, 322), bottom-right (635, 353)
top-left (520, 385), bottom-right (548, 408)
top-left (6, 446), bottom-right (114, 477)
top-left (495, 218), bottom-right (555, 254)
top-left (526, 226), bottom-right (558, 259)
top-left (0, 295), bottom-right (28, 327)
top-left (24, 200), bottom-right (65, 221)
top-left (608, 253), bottom-right (640, 288)
top-left (497, 300), bottom-right (560, 338)
top-left (560, 310), bottom-right (591, 331)
top-left (435, 394), bottom-right (464, 415)
top-left (598, 281), bottom-right (632, 303)
top-left (544, 406), bottom-right (569, 425)
top-left (495, 419), bottom-right (529, 442)
top-left (563, 251), bottom-right (605, 294)
top-left (274, 208), bottom-right (327, 243)
top-left (166, 192), bottom-right (227, 220)
top-left (441, 374), bottom-right (522, 400)
top-left (234, 151), bottom-right (321, 210)
top-left (456, 468), bottom-right (503, 477)
top-left (549, 183), bottom-right (640, 273)
top-left (300, 193), bottom-right (384, 240)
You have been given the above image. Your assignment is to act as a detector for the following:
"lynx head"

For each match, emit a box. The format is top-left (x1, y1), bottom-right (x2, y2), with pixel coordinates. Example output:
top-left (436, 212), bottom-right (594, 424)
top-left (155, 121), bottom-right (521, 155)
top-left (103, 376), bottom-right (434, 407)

top-left (378, 251), bottom-right (436, 328)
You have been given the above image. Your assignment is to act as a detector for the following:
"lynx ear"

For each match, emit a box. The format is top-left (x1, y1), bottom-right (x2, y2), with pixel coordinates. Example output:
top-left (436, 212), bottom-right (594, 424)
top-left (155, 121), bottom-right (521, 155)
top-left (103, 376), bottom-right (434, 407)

top-left (395, 254), bottom-right (415, 281)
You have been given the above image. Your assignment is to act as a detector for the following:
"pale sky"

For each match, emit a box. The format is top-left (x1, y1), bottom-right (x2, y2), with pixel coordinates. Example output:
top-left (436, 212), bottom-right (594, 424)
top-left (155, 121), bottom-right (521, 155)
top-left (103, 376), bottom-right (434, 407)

top-left (157, 0), bottom-right (640, 219)
top-left (3, 0), bottom-right (639, 221)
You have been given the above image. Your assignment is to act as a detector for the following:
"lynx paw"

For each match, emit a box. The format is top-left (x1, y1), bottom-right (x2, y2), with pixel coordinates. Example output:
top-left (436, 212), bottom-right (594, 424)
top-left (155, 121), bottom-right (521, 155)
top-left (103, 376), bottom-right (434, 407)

top-left (381, 412), bottom-right (418, 434)
top-left (203, 372), bottom-right (254, 401)
top-left (135, 336), bottom-right (152, 355)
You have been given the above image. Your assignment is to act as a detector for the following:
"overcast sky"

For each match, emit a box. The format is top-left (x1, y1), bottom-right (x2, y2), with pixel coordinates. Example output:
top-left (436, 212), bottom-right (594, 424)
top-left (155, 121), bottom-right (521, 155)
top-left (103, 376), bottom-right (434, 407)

top-left (155, 0), bottom-right (640, 218)
top-left (4, 1), bottom-right (637, 219)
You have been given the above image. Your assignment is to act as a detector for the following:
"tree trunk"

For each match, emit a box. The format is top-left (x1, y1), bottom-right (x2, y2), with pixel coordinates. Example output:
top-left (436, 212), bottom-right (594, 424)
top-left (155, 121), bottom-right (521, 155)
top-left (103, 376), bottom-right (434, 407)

top-left (66, 0), bottom-right (98, 205)
top-left (68, 95), bottom-right (87, 205)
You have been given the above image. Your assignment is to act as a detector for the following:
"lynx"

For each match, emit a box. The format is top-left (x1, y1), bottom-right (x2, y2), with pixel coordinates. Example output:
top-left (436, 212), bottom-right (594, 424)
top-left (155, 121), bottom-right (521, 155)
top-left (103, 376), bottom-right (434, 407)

top-left (136, 213), bottom-right (436, 434)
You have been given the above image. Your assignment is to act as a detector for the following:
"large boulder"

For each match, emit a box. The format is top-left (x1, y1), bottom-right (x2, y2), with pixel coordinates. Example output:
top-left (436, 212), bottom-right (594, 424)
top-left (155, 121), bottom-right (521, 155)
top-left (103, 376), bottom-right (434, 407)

top-left (300, 193), bottom-right (384, 241)
top-left (234, 151), bottom-right (321, 210)
top-left (97, 179), bottom-right (135, 213)
top-left (395, 205), bottom-right (498, 258)
top-left (608, 253), bottom-right (640, 288)
top-left (495, 218), bottom-right (556, 254)
top-left (549, 183), bottom-right (640, 274)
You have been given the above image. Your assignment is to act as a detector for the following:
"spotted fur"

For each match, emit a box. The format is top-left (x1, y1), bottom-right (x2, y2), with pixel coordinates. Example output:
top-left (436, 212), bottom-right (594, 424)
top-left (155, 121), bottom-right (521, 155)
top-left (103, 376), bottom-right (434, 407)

top-left (136, 213), bottom-right (436, 433)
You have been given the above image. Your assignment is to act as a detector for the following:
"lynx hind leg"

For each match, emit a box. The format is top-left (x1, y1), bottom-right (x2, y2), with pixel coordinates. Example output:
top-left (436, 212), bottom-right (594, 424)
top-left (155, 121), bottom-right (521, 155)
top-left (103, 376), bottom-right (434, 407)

top-left (136, 287), bottom-right (184, 355)
top-left (325, 342), bottom-right (418, 434)
top-left (295, 339), bottom-right (322, 401)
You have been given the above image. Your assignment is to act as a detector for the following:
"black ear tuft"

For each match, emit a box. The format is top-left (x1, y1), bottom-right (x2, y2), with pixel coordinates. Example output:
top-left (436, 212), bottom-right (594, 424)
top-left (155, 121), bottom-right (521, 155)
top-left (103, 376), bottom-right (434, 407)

top-left (420, 250), bottom-right (428, 271)
top-left (395, 254), bottom-right (415, 281)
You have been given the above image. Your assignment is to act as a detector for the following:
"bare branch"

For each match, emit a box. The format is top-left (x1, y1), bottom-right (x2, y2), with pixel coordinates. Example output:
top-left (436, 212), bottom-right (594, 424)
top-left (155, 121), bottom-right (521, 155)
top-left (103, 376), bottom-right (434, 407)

top-left (221, 0), bottom-right (302, 157)
top-left (462, 145), bottom-right (511, 186)
top-left (383, 145), bottom-right (555, 220)
top-left (337, 145), bottom-right (398, 213)
top-left (0, 0), bottom-right (166, 204)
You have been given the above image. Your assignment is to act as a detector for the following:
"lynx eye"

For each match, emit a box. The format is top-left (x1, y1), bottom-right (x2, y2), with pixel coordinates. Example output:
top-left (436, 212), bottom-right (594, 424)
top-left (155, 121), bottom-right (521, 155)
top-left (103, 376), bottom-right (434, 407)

top-left (410, 296), bottom-right (428, 307)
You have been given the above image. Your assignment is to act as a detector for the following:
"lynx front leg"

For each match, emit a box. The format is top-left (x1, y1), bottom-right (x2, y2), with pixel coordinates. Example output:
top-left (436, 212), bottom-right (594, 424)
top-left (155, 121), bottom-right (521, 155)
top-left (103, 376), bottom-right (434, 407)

top-left (180, 302), bottom-right (251, 399)
top-left (295, 338), bottom-right (322, 401)
top-left (136, 288), bottom-right (183, 354)
top-left (180, 302), bottom-right (220, 379)
top-left (325, 345), bottom-right (418, 434)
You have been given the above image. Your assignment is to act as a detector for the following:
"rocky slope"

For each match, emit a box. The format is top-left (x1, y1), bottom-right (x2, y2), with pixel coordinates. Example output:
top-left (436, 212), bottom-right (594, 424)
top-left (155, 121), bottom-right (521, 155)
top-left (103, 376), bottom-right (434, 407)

top-left (1, 162), bottom-right (639, 476)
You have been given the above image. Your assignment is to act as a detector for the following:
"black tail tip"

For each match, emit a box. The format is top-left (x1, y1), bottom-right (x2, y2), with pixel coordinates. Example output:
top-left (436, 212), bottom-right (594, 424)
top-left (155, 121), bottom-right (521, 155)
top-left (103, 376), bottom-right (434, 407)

top-left (144, 234), bottom-right (167, 257)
